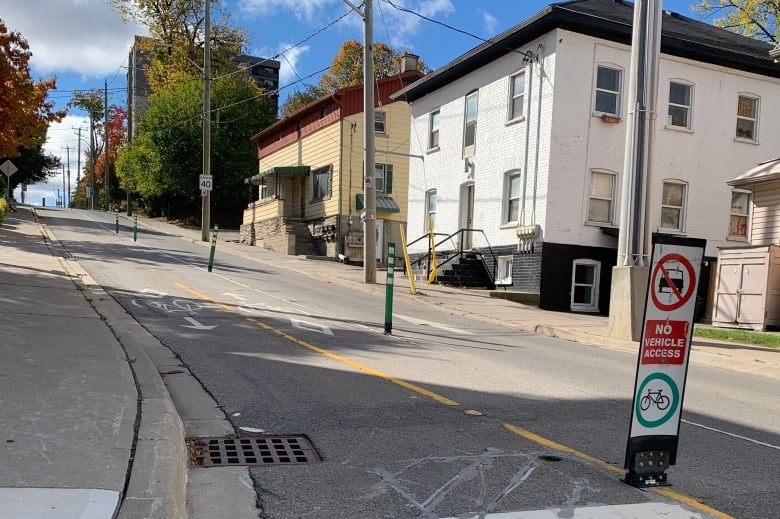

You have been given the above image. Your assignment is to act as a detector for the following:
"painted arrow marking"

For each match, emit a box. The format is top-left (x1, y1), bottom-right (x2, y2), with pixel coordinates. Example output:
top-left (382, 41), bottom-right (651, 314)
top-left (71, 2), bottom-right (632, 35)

top-left (291, 319), bottom-right (333, 336)
top-left (181, 317), bottom-right (217, 330)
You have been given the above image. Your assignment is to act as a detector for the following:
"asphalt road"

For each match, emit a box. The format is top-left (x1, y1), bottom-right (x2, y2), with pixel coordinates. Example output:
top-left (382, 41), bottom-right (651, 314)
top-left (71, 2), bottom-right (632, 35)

top-left (42, 208), bottom-right (780, 518)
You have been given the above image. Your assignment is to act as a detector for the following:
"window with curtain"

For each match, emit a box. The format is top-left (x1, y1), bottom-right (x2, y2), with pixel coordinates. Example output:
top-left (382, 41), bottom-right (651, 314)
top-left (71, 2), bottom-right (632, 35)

top-left (660, 181), bottom-right (687, 231)
top-left (729, 190), bottom-right (750, 239)
top-left (736, 95), bottom-right (758, 141)
top-left (588, 171), bottom-right (616, 224)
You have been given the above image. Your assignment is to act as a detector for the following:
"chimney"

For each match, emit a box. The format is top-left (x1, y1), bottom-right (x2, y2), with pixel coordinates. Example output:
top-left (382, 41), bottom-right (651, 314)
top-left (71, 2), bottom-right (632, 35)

top-left (400, 53), bottom-right (419, 73)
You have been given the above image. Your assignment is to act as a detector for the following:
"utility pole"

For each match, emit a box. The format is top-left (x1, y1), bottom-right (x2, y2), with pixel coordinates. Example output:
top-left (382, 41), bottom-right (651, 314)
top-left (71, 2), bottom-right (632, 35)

top-left (64, 145), bottom-right (71, 208)
top-left (201, 0), bottom-right (212, 242)
top-left (74, 127), bottom-right (83, 195)
top-left (608, 0), bottom-right (662, 341)
top-left (343, 0), bottom-right (377, 282)
top-left (105, 80), bottom-right (110, 211)
top-left (61, 163), bottom-right (65, 207)
top-left (90, 114), bottom-right (95, 210)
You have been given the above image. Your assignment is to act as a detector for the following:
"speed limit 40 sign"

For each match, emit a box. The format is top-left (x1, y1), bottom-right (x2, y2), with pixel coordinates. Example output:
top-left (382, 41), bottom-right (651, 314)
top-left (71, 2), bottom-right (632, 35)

top-left (199, 174), bottom-right (213, 191)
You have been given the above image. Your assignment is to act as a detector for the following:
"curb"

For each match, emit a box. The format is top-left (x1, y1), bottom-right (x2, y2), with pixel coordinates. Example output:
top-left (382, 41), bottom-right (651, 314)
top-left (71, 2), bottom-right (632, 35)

top-left (34, 209), bottom-right (188, 519)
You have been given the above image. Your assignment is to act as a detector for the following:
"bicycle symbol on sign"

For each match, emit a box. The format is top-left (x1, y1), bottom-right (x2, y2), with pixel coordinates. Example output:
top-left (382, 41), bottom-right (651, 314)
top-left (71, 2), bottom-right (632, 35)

top-left (640, 388), bottom-right (670, 411)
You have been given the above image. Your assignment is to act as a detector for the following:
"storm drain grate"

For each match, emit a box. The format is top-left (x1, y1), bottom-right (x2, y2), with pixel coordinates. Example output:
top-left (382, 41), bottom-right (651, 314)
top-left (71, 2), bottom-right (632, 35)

top-left (186, 435), bottom-right (321, 467)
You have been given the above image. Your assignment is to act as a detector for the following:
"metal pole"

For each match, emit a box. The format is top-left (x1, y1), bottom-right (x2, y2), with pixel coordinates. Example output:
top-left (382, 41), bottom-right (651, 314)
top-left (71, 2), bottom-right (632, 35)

top-left (65, 146), bottom-right (71, 208)
top-left (105, 80), bottom-right (110, 211)
top-left (75, 128), bottom-right (82, 206)
top-left (201, 0), bottom-right (212, 242)
top-left (363, 0), bottom-right (376, 283)
top-left (384, 242), bottom-right (395, 334)
top-left (207, 225), bottom-right (219, 272)
top-left (62, 163), bottom-right (65, 207)
top-left (90, 115), bottom-right (95, 210)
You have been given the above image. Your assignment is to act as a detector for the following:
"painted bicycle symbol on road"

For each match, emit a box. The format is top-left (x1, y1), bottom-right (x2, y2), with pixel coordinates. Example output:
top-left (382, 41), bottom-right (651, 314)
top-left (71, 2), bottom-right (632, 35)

top-left (131, 297), bottom-right (207, 315)
top-left (640, 388), bottom-right (670, 411)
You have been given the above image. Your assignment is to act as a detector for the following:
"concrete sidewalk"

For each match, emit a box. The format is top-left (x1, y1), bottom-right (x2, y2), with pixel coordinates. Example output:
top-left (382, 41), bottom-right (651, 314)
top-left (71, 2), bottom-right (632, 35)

top-left (132, 214), bottom-right (780, 381)
top-left (0, 207), bottom-right (186, 518)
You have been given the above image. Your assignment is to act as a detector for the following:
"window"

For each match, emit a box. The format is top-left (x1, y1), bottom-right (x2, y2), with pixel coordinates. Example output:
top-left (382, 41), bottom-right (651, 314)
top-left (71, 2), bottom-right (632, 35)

top-left (508, 71), bottom-right (526, 121)
top-left (424, 189), bottom-right (437, 232)
top-left (504, 171), bottom-right (522, 223)
top-left (428, 110), bottom-right (440, 149)
top-left (729, 190), bottom-right (750, 239)
top-left (497, 256), bottom-right (513, 285)
top-left (312, 165), bottom-right (332, 201)
top-left (595, 65), bottom-right (621, 115)
top-left (668, 81), bottom-right (692, 129)
top-left (374, 111), bottom-right (386, 134)
top-left (660, 181), bottom-right (687, 231)
top-left (373, 163), bottom-right (393, 194)
top-left (463, 91), bottom-right (478, 156)
top-left (588, 170), bottom-right (616, 224)
top-left (571, 259), bottom-right (600, 312)
top-left (736, 95), bottom-right (758, 141)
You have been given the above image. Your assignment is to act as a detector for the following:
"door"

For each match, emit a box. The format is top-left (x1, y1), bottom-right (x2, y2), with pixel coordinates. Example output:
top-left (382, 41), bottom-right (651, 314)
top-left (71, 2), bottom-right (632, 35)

top-left (458, 182), bottom-right (475, 250)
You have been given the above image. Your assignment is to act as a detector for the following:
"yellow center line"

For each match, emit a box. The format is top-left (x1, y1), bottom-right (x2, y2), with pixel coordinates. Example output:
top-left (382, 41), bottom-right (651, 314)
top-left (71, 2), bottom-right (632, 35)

top-left (244, 317), bottom-right (459, 407)
top-left (175, 282), bottom-right (236, 312)
top-left (175, 281), bottom-right (732, 518)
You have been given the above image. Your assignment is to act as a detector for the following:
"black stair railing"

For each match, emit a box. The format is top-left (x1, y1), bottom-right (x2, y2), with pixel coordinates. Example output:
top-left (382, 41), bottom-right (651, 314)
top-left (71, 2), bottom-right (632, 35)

top-left (406, 228), bottom-right (498, 287)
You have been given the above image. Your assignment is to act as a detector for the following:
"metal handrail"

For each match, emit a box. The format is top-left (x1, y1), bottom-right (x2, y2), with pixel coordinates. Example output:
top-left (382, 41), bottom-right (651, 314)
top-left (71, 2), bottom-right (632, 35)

top-left (406, 228), bottom-right (498, 286)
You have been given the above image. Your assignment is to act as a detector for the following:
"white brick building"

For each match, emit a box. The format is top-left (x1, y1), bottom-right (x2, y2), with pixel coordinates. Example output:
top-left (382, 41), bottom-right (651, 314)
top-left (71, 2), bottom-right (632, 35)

top-left (393, 0), bottom-right (780, 316)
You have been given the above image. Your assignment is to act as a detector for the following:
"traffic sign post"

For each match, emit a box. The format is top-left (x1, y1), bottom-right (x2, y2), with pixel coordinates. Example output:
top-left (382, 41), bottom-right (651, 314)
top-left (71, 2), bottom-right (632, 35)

top-left (1, 160), bottom-right (18, 201)
top-left (624, 234), bottom-right (705, 488)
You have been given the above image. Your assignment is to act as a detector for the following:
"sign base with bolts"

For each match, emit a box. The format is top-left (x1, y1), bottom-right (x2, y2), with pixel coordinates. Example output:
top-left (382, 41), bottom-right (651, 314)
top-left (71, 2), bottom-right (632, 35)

top-left (623, 449), bottom-right (672, 488)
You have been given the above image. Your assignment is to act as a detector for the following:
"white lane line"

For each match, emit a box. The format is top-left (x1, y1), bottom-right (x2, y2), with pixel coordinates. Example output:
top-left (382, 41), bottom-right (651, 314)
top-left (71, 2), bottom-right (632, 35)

top-left (682, 419), bottom-right (780, 450)
top-left (442, 502), bottom-right (710, 518)
top-left (394, 313), bottom-right (474, 335)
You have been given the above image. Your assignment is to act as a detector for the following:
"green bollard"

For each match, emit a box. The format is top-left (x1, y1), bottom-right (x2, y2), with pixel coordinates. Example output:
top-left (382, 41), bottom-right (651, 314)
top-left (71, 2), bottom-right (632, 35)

top-left (384, 242), bottom-right (395, 335)
top-left (207, 225), bottom-right (219, 272)
top-left (133, 214), bottom-right (138, 242)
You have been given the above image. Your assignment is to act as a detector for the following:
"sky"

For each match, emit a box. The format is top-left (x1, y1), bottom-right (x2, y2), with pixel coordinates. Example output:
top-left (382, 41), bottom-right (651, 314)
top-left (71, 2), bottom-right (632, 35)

top-left (1, 0), bottom-right (700, 206)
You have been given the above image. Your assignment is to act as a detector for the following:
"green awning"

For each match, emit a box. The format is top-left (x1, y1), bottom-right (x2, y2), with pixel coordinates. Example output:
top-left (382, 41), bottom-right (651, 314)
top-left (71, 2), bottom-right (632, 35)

top-left (355, 194), bottom-right (400, 213)
top-left (244, 165), bottom-right (310, 184)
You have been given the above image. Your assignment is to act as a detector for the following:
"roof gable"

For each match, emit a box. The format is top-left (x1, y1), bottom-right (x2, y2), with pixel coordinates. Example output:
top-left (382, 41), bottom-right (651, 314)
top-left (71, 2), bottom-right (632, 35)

top-left (393, 0), bottom-right (778, 102)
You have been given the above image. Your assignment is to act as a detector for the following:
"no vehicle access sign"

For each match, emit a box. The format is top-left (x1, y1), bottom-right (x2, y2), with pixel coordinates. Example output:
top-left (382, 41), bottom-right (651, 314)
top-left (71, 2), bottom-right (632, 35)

top-left (625, 234), bottom-right (706, 487)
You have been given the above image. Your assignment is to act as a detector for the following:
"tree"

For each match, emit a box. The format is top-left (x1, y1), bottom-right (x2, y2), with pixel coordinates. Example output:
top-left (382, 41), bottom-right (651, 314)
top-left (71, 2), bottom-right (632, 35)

top-left (318, 40), bottom-right (427, 92)
top-left (116, 74), bottom-right (275, 224)
top-left (0, 19), bottom-right (65, 158)
top-left (111, 0), bottom-right (246, 92)
top-left (281, 84), bottom-right (328, 117)
top-left (91, 107), bottom-right (127, 207)
top-left (693, 0), bottom-right (778, 43)
top-left (0, 146), bottom-right (60, 195)
top-left (281, 40), bottom-right (427, 116)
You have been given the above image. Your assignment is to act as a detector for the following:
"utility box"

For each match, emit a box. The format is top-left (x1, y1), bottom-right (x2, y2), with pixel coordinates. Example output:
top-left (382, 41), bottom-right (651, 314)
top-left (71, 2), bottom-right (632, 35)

top-left (712, 245), bottom-right (780, 331)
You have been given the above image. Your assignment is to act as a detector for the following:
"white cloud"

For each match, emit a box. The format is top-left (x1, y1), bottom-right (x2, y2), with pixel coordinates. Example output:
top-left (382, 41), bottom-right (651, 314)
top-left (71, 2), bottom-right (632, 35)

top-left (15, 115), bottom-right (91, 206)
top-left (1, 0), bottom-right (145, 77)
top-left (239, 0), bottom-right (342, 21)
top-left (478, 9), bottom-right (499, 36)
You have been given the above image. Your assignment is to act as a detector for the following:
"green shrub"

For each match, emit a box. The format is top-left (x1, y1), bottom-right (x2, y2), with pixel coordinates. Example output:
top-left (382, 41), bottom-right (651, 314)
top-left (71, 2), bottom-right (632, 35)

top-left (0, 198), bottom-right (7, 224)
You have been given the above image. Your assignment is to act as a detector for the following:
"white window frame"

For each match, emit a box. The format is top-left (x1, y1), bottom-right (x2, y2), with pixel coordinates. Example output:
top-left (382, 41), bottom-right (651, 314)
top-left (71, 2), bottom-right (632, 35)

top-left (424, 189), bottom-right (437, 232)
top-left (428, 109), bottom-right (440, 150)
top-left (594, 65), bottom-right (622, 116)
top-left (508, 70), bottom-right (526, 121)
top-left (736, 94), bottom-right (759, 142)
top-left (463, 91), bottom-right (478, 157)
top-left (660, 180), bottom-right (688, 232)
top-left (374, 163), bottom-right (388, 193)
top-left (729, 189), bottom-right (750, 240)
top-left (667, 80), bottom-right (693, 130)
top-left (374, 110), bottom-right (387, 135)
top-left (587, 170), bottom-right (616, 225)
top-left (311, 165), bottom-right (331, 201)
top-left (503, 171), bottom-right (522, 224)
top-left (497, 256), bottom-right (513, 285)
top-left (571, 259), bottom-right (600, 313)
